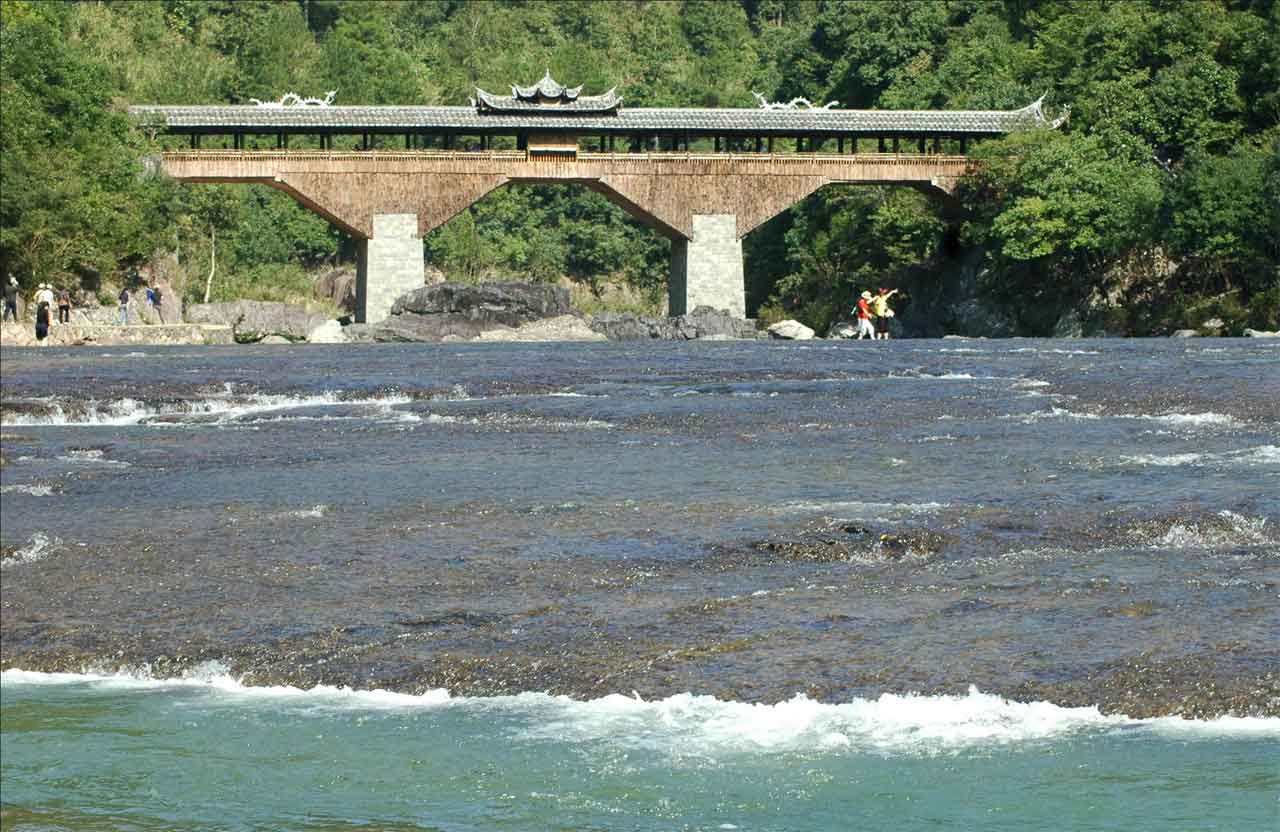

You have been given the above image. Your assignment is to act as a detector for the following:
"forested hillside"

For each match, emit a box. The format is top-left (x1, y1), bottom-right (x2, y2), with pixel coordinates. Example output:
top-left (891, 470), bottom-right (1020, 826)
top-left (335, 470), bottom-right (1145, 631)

top-left (1, 0), bottom-right (1276, 334)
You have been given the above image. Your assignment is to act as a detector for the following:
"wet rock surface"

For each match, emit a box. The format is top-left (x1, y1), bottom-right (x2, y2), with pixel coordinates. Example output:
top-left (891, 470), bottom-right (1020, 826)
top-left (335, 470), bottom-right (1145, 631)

top-left (589, 306), bottom-right (758, 340)
top-left (3, 509), bottom-right (1276, 718)
top-left (2, 340), bottom-right (1276, 722)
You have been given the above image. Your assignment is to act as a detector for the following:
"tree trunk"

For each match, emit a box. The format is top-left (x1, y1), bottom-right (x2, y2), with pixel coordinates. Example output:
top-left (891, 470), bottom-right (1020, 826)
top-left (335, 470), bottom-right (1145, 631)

top-left (203, 224), bottom-right (216, 304)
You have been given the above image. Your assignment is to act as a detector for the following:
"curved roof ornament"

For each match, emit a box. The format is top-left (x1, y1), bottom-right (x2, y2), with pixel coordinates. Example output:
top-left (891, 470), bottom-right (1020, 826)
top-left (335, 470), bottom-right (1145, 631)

top-left (752, 92), bottom-right (840, 111)
top-left (1017, 94), bottom-right (1068, 129)
top-left (511, 70), bottom-right (582, 102)
top-left (251, 90), bottom-right (337, 108)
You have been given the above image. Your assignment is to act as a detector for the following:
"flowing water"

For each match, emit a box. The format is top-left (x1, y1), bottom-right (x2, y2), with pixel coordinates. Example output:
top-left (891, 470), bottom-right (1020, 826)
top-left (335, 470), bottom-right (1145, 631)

top-left (2, 339), bottom-right (1277, 830)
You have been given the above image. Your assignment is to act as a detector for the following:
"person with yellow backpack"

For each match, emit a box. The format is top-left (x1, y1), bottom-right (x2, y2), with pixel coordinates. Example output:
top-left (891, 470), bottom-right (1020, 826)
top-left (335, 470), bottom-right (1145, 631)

top-left (871, 287), bottom-right (899, 339)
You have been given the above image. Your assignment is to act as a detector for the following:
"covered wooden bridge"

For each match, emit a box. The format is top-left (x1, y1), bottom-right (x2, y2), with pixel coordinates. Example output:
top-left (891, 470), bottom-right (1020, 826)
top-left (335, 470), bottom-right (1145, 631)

top-left (132, 74), bottom-right (1063, 322)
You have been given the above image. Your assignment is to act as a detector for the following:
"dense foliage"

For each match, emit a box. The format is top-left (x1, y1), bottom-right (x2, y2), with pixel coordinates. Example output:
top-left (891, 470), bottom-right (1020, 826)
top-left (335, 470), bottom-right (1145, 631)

top-left (1, 0), bottom-right (1276, 332)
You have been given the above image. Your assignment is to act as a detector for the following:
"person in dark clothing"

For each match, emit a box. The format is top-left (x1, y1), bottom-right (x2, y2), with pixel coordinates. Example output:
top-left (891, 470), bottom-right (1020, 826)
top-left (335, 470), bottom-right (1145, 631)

top-left (151, 283), bottom-right (164, 323)
top-left (3, 276), bottom-right (18, 322)
top-left (35, 301), bottom-right (50, 344)
top-left (118, 287), bottom-right (130, 325)
top-left (57, 289), bottom-right (71, 324)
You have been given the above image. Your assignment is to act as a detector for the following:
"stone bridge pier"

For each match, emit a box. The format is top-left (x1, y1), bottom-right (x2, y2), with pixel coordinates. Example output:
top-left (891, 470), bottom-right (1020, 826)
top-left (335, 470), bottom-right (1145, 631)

top-left (669, 215), bottom-right (744, 317)
top-left (354, 214), bottom-right (424, 324)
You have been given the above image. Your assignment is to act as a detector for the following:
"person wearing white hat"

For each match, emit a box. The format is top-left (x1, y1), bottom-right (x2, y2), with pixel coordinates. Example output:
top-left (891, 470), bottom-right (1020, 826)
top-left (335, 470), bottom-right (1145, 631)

top-left (35, 282), bottom-right (56, 309)
top-left (854, 290), bottom-right (876, 340)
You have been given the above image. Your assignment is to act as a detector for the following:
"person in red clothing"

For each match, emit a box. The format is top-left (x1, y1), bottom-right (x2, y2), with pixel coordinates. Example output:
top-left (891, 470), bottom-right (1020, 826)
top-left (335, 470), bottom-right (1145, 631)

top-left (854, 290), bottom-right (876, 340)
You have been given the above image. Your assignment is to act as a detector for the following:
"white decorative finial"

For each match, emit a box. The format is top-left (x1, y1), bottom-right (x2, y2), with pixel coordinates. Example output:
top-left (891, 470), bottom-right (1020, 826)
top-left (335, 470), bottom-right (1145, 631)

top-left (752, 91), bottom-right (839, 110)
top-left (250, 90), bottom-right (338, 108)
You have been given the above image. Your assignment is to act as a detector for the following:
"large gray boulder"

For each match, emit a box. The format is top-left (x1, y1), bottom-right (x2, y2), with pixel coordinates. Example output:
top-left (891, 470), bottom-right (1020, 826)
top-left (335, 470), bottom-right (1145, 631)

top-left (392, 281), bottom-right (569, 322)
top-left (767, 320), bottom-right (815, 340)
top-left (374, 282), bottom-right (571, 342)
top-left (186, 300), bottom-right (328, 341)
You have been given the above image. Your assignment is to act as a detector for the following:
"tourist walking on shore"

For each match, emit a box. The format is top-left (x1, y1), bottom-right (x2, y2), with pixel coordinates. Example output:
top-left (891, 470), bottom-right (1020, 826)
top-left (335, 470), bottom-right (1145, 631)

top-left (151, 283), bottom-right (164, 324)
top-left (57, 288), bottom-right (71, 324)
top-left (118, 286), bottom-right (131, 325)
top-left (872, 287), bottom-right (898, 339)
top-left (3, 276), bottom-right (18, 322)
top-left (855, 290), bottom-right (876, 340)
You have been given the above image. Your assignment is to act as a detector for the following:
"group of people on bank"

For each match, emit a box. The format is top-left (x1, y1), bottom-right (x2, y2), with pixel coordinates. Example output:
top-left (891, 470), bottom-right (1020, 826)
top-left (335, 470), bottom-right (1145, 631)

top-left (4, 278), bottom-right (71, 344)
top-left (3, 274), bottom-right (165, 345)
top-left (854, 287), bottom-right (898, 340)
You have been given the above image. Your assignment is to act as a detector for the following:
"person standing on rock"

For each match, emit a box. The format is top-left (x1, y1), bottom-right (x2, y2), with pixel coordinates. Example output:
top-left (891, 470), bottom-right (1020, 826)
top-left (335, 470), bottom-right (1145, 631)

top-left (855, 290), bottom-right (876, 340)
top-left (57, 288), bottom-right (71, 324)
top-left (118, 286), bottom-right (131, 325)
top-left (872, 287), bottom-right (898, 339)
top-left (3, 276), bottom-right (18, 322)
top-left (151, 283), bottom-right (164, 324)
top-left (34, 300), bottom-right (50, 345)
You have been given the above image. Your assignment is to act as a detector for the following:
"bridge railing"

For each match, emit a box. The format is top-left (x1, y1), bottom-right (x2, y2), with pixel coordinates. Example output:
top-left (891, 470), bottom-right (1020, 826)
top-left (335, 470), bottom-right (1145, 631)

top-left (160, 150), bottom-right (969, 166)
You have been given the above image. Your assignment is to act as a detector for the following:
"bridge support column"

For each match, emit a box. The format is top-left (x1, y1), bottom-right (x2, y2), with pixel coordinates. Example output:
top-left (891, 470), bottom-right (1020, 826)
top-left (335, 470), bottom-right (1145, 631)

top-left (668, 214), bottom-right (745, 318)
top-left (355, 213), bottom-right (424, 324)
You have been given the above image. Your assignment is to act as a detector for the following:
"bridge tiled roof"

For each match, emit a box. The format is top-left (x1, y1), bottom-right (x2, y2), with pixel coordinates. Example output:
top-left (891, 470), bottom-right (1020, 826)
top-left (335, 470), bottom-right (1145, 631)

top-left (132, 99), bottom-right (1061, 135)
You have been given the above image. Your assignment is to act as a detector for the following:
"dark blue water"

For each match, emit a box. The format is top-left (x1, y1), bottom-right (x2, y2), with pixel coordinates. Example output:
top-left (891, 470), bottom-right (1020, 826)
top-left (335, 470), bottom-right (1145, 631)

top-left (2, 338), bottom-right (1277, 828)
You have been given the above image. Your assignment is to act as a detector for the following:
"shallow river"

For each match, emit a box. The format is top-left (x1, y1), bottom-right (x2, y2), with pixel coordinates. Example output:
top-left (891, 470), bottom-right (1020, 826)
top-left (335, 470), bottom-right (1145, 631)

top-left (2, 339), bottom-right (1277, 829)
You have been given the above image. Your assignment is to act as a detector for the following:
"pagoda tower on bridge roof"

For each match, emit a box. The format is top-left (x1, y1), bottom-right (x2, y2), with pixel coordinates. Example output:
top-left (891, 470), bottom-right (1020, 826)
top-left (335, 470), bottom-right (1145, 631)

top-left (473, 71), bottom-right (621, 115)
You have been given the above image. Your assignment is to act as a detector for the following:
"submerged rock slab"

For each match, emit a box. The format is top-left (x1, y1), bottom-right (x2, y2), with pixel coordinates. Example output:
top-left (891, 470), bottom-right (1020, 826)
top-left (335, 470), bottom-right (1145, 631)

top-left (590, 306), bottom-right (758, 340)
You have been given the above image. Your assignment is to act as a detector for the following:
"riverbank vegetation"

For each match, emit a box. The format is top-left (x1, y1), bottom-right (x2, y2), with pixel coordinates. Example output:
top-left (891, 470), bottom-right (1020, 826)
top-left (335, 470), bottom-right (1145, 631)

top-left (1, 0), bottom-right (1276, 334)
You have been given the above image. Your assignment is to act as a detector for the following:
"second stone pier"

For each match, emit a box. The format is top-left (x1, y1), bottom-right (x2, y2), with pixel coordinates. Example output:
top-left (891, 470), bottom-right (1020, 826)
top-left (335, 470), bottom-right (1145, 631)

top-left (356, 213), bottom-right (425, 324)
top-left (668, 214), bottom-right (745, 318)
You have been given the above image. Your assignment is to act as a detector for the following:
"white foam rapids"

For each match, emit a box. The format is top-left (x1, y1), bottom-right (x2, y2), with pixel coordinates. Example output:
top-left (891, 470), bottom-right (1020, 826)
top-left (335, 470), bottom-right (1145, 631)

top-left (4, 668), bottom-right (1275, 753)
top-left (0, 532), bottom-right (60, 569)
top-left (0, 483), bottom-right (56, 496)
top-left (2, 389), bottom-right (415, 427)
top-left (1116, 445), bottom-right (1280, 468)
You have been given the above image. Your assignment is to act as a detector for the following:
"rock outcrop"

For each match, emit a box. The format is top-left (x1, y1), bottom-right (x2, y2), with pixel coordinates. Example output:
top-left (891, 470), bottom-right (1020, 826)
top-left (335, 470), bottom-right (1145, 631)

top-left (373, 282), bottom-right (571, 342)
top-left (312, 267), bottom-right (356, 313)
top-left (186, 301), bottom-right (329, 341)
top-left (945, 298), bottom-right (1018, 338)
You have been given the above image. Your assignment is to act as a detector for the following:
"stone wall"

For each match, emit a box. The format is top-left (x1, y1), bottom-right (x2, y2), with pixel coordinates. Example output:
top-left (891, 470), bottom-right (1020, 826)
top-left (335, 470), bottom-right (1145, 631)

top-left (0, 322), bottom-right (233, 347)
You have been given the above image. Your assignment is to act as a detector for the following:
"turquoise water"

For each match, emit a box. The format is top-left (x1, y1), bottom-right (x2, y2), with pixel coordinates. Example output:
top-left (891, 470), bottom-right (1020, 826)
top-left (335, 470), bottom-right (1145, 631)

top-left (2, 669), bottom-right (1277, 831)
